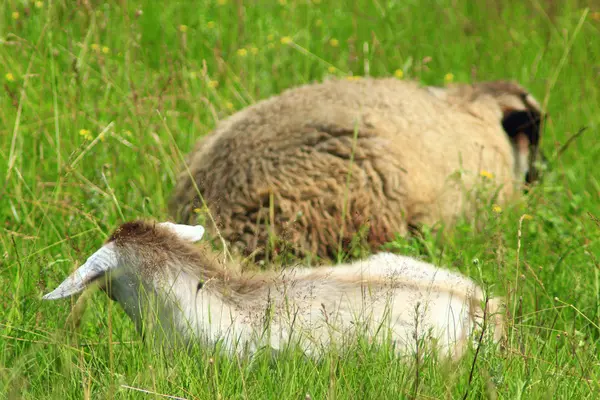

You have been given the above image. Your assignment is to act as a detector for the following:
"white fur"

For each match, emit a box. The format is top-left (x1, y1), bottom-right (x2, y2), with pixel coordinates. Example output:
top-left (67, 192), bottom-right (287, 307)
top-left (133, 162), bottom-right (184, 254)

top-left (106, 253), bottom-right (499, 359)
top-left (210, 255), bottom-right (476, 356)
top-left (42, 244), bottom-right (118, 300)
top-left (44, 223), bottom-right (503, 360)
top-left (158, 222), bottom-right (205, 242)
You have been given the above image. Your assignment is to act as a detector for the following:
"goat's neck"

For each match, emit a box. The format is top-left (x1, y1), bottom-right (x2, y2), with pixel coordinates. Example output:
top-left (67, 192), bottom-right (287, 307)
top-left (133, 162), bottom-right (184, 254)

top-left (108, 268), bottom-right (241, 351)
top-left (160, 269), bottom-right (257, 354)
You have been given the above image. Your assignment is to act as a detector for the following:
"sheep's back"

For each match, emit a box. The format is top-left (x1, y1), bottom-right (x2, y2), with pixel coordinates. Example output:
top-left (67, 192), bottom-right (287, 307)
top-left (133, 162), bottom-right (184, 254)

top-left (170, 78), bottom-right (516, 260)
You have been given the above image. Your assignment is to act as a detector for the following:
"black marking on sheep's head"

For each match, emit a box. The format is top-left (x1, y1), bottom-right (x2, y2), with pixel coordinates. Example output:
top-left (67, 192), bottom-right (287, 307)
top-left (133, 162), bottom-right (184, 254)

top-left (427, 80), bottom-right (547, 186)
top-left (502, 105), bottom-right (541, 149)
top-left (501, 103), bottom-right (546, 184)
top-left (467, 80), bottom-right (547, 186)
top-left (500, 94), bottom-right (546, 186)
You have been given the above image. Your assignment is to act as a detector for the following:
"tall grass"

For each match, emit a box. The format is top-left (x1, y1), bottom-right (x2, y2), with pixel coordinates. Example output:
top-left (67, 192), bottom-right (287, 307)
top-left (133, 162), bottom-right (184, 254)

top-left (1, 0), bottom-right (599, 398)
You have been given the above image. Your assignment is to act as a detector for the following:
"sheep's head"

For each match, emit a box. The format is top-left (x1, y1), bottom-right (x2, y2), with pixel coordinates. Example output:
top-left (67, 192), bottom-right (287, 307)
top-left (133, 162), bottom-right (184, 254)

top-left (429, 80), bottom-right (546, 186)
top-left (42, 221), bottom-right (207, 344)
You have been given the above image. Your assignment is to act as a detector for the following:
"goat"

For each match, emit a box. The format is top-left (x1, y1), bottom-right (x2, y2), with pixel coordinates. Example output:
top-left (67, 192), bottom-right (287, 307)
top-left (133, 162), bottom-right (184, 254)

top-left (43, 220), bottom-right (504, 361)
top-left (169, 78), bottom-right (544, 261)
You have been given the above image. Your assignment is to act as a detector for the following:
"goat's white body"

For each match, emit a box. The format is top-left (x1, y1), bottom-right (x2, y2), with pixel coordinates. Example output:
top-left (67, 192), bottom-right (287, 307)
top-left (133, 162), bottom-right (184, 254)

top-left (140, 253), bottom-right (490, 359)
top-left (44, 221), bottom-right (503, 360)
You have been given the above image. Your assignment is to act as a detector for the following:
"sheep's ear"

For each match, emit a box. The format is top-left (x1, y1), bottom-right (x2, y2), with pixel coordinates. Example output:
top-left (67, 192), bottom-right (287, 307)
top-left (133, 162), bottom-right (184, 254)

top-left (158, 222), bottom-right (205, 242)
top-left (43, 244), bottom-right (118, 300)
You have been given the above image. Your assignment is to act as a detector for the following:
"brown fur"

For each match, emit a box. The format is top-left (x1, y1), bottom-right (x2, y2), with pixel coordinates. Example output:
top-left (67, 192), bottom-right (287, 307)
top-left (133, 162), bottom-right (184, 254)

top-left (108, 220), bottom-right (230, 283)
top-left (107, 220), bottom-right (284, 298)
top-left (108, 220), bottom-right (477, 304)
top-left (169, 78), bottom-right (543, 261)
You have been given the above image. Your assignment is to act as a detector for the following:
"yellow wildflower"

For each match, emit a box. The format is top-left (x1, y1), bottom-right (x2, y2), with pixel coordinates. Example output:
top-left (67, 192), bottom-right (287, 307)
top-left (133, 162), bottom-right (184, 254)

top-left (329, 38), bottom-right (339, 47)
top-left (328, 66), bottom-right (336, 73)
top-left (123, 130), bottom-right (132, 137)
top-left (523, 214), bottom-right (533, 220)
top-left (12, 11), bottom-right (20, 20)
top-left (444, 73), bottom-right (454, 83)
top-left (346, 76), bottom-right (362, 81)
top-left (79, 129), bottom-right (92, 140)
top-left (225, 102), bottom-right (234, 110)
top-left (179, 24), bottom-right (188, 33)
top-left (250, 47), bottom-right (258, 55)
top-left (208, 80), bottom-right (219, 88)
top-left (394, 69), bottom-right (404, 79)
top-left (91, 43), bottom-right (100, 51)
top-left (492, 204), bottom-right (502, 214)
top-left (207, 21), bottom-right (215, 29)
top-left (217, 0), bottom-right (227, 5)
top-left (193, 208), bottom-right (202, 214)
top-left (98, 131), bottom-right (106, 142)
top-left (280, 36), bottom-right (292, 45)
top-left (35, 1), bottom-right (43, 8)
top-left (5, 73), bottom-right (15, 82)
top-left (480, 170), bottom-right (493, 179)
top-left (102, 46), bottom-right (110, 54)
top-left (236, 48), bottom-right (248, 57)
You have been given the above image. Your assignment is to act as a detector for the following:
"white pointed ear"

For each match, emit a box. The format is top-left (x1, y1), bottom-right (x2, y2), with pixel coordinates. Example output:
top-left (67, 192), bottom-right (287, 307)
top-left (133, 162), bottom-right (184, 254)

top-left (158, 222), bottom-right (205, 242)
top-left (43, 243), bottom-right (118, 300)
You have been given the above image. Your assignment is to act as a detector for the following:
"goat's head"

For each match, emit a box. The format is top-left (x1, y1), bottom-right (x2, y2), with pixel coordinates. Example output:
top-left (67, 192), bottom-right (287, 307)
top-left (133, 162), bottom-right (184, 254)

top-left (428, 80), bottom-right (547, 186)
top-left (42, 221), bottom-right (205, 301)
top-left (43, 221), bottom-right (206, 344)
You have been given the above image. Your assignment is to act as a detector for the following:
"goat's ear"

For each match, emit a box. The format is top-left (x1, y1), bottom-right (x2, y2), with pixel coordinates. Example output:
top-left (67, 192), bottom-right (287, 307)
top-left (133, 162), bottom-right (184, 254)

top-left (159, 222), bottom-right (205, 242)
top-left (43, 244), bottom-right (118, 300)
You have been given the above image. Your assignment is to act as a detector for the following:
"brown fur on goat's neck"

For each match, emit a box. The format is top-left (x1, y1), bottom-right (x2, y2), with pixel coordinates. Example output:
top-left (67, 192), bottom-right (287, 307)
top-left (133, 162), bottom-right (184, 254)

top-left (107, 220), bottom-right (230, 282)
top-left (106, 220), bottom-right (272, 297)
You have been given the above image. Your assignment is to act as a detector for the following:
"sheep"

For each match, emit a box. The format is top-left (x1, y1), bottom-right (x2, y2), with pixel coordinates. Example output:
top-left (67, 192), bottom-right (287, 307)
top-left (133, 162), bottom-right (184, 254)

top-left (43, 219), bottom-right (504, 361)
top-left (169, 78), bottom-right (544, 261)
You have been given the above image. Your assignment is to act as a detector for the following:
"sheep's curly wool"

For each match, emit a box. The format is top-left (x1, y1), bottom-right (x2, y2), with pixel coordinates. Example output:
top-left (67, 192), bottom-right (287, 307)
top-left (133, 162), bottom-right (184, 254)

top-left (169, 78), bottom-right (542, 260)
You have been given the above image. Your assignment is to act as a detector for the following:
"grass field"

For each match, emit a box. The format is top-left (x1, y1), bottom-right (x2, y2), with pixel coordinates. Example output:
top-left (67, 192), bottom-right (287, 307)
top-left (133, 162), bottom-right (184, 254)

top-left (1, 0), bottom-right (600, 398)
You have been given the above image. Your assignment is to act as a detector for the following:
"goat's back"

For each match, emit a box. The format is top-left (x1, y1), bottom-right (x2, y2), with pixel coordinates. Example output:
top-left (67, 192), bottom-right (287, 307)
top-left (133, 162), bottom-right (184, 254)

top-left (230, 252), bottom-right (494, 359)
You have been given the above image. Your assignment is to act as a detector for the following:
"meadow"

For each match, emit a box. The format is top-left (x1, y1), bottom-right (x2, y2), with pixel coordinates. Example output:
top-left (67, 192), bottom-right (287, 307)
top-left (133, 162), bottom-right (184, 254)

top-left (1, 0), bottom-right (600, 398)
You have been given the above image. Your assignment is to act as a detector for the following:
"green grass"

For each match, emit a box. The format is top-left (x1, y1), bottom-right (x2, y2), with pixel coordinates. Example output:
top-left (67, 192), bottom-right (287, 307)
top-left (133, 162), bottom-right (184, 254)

top-left (1, 0), bottom-right (600, 398)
